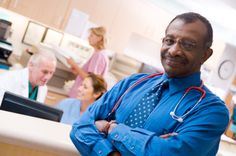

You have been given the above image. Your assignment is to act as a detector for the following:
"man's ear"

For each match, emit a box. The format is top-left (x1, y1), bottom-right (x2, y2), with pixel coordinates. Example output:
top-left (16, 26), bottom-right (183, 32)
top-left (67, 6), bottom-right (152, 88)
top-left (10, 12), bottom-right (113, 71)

top-left (201, 48), bottom-right (213, 64)
top-left (28, 62), bottom-right (33, 70)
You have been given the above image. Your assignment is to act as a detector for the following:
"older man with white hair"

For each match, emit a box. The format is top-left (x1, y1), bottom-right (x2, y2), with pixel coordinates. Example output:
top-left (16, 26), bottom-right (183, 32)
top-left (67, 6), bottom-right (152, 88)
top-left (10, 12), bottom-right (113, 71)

top-left (0, 47), bottom-right (57, 104)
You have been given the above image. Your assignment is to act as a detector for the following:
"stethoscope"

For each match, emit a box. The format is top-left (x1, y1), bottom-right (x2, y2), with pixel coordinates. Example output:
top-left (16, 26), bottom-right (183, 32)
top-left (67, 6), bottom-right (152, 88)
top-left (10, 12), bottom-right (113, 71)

top-left (106, 73), bottom-right (206, 123)
top-left (169, 83), bottom-right (206, 122)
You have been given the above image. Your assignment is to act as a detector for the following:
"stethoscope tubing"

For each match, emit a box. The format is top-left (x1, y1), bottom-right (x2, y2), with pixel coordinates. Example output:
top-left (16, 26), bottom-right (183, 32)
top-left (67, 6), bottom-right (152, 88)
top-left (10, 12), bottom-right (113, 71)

top-left (109, 72), bottom-right (163, 115)
top-left (107, 72), bottom-right (206, 123)
top-left (170, 85), bottom-right (206, 122)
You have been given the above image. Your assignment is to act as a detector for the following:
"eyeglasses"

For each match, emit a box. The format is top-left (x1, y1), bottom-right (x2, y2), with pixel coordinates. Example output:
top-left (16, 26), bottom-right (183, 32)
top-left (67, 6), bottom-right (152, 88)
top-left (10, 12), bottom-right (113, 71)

top-left (162, 37), bottom-right (197, 51)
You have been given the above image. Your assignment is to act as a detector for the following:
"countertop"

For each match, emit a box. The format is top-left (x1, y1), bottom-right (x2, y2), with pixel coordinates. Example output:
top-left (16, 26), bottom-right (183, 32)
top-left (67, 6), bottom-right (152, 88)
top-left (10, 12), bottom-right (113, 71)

top-left (0, 110), bottom-right (80, 156)
top-left (0, 110), bottom-right (235, 156)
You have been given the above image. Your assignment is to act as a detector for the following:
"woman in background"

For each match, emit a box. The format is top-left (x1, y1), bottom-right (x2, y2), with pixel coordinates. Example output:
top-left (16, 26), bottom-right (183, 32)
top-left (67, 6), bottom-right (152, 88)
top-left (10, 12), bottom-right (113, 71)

top-left (67, 26), bottom-right (109, 98)
top-left (57, 73), bottom-right (107, 125)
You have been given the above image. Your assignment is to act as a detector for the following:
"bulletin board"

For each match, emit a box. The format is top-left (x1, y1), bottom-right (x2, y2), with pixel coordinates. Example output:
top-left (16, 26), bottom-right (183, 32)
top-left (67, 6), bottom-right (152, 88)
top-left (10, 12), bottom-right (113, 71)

top-left (42, 28), bottom-right (63, 46)
top-left (22, 21), bottom-right (46, 46)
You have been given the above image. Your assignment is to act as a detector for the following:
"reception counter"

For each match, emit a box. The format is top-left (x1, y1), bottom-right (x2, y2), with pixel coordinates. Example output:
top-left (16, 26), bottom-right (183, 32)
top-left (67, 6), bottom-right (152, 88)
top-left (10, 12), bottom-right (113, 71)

top-left (0, 110), bottom-right (80, 156)
top-left (0, 110), bottom-right (236, 156)
top-left (218, 135), bottom-right (236, 156)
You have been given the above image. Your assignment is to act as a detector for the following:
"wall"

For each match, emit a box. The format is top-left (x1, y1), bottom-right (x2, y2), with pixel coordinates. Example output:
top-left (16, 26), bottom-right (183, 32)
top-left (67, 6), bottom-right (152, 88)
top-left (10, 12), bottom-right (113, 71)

top-left (62, 0), bottom-right (173, 70)
top-left (1, 0), bottom-right (228, 71)
top-left (208, 43), bottom-right (236, 91)
top-left (63, 0), bottom-right (225, 70)
top-left (0, 7), bottom-right (92, 60)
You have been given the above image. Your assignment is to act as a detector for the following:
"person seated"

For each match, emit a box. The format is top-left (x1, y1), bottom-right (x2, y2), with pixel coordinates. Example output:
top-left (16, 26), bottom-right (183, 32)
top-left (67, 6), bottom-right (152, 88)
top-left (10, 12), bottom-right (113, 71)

top-left (56, 73), bottom-right (107, 125)
top-left (0, 48), bottom-right (57, 104)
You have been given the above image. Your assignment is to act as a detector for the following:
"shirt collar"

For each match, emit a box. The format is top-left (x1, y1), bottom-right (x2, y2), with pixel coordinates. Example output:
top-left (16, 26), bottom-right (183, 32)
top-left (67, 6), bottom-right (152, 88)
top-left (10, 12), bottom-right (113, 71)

top-left (160, 72), bottom-right (202, 95)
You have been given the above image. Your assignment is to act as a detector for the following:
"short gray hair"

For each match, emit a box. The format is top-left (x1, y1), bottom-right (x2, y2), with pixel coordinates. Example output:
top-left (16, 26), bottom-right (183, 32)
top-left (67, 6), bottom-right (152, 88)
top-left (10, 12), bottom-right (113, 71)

top-left (28, 47), bottom-right (57, 66)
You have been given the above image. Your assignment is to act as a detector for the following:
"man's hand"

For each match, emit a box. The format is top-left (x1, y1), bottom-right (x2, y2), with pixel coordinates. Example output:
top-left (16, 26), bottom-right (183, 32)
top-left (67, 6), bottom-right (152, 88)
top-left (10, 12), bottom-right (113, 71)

top-left (108, 120), bottom-right (118, 134)
top-left (160, 132), bottom-right (178, 139)
top-left (95, 120), bottom-right (118, 134)
top-left (95, 120), bottom-right (110, 134)
top-left (108, 151), bottom-right (121, 156)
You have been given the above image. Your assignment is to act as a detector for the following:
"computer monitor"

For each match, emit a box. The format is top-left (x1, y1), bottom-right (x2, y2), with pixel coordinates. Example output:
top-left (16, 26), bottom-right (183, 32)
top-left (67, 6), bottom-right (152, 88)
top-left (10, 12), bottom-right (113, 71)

top-left (0, 91), bottom-right (63, 122)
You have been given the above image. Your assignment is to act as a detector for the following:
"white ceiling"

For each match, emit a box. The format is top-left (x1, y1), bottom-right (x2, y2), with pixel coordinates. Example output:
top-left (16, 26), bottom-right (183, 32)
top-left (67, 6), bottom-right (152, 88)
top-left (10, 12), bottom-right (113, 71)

top-left (149, 0), bottom-right (236, 46)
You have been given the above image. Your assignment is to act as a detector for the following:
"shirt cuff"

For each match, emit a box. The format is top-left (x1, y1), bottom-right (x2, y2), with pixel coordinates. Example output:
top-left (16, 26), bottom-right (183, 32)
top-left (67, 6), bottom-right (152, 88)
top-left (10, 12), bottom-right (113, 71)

top-left (107, 124), bottom-right (128, 142)
top-left (93, 139), bottom-right (115, 156)
top-left (107, 123), bottom-right (156, 155)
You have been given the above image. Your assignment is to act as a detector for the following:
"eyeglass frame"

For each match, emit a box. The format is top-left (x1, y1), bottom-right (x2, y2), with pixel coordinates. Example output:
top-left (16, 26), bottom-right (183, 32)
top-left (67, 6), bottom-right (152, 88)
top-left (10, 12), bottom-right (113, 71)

top-left (161, 36), bottom-right (200, 52)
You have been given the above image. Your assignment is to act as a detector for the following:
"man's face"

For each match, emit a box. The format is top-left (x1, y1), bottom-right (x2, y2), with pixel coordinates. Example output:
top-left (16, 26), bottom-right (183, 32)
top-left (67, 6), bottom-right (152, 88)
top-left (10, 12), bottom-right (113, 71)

top-left (29, 58), bottom-right (56, 86)
top-left (161, 19), bottom-right (212, 78)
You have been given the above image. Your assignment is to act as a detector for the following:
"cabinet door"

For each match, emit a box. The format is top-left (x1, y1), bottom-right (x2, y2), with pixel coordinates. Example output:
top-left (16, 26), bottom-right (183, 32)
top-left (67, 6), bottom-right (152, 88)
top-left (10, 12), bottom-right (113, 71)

top-left (61, 0), bottom-right (122, 30)
top-left (7, 0), bottom-right (70, 29)
top-left (0, 0), bottom-right (10, 8)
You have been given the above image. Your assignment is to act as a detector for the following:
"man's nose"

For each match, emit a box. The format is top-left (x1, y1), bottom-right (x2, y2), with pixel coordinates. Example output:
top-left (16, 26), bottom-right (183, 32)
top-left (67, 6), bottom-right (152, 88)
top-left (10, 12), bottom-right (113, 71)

top-left (168, 42), bottom-right (183, 56)
top-left (45, 73), bottom-right (53, 80)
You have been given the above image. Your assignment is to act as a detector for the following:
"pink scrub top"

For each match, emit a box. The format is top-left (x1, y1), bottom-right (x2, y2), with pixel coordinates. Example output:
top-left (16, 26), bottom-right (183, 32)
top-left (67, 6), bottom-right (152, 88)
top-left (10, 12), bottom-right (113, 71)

top-left (68, 50), bottom-right (109, 98)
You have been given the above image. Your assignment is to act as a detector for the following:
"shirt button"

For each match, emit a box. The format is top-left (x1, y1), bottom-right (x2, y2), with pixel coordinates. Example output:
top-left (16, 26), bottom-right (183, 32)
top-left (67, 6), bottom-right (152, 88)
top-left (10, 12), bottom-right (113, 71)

top-left (130, 145), bottom-right (135, 150)
top-left (114, 134), bottom-right (118, 138)
top-left (98, 150), bottom-right (102, 154)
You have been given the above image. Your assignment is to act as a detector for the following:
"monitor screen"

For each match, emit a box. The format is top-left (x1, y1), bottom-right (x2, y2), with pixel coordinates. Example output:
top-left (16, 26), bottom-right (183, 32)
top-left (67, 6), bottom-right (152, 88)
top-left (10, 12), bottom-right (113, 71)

top-left (0, 91), bottom-right (63, 122)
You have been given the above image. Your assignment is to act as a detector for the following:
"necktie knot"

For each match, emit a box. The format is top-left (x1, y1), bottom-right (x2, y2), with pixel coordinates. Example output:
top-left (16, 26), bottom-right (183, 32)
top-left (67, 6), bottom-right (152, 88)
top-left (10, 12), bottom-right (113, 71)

top-left (152, 79), bottom-right (168, 92)
top-left (160, 79), bottom-right (169, 90)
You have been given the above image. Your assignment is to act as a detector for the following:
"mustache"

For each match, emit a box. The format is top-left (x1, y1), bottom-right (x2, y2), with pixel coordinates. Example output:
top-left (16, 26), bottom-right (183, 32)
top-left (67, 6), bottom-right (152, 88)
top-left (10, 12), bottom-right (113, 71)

top-left (161, 53), bottom-right (188, 64)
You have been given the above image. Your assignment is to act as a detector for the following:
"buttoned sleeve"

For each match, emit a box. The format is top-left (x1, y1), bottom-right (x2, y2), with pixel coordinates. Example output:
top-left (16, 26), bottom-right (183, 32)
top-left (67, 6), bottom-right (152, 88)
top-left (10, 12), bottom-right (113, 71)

top-left (107, 98), bottom-right (229, 156)
top-left (70, 101), bottom-right (113, 155)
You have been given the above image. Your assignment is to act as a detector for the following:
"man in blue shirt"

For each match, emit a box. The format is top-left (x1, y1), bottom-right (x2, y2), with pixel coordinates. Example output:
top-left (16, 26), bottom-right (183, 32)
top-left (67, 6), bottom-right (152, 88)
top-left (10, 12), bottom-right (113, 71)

top-left (70, 12), bottom-right (229, 156)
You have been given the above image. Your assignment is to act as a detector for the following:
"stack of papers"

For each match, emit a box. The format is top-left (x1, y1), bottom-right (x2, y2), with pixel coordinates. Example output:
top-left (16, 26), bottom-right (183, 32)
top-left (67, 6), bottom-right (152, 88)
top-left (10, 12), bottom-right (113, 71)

top-left (39, 43), bottom-right (82, 68)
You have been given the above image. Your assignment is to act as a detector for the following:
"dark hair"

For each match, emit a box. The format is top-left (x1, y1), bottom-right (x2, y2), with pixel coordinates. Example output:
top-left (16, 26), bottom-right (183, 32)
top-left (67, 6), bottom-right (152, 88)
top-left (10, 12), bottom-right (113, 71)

top-left (166, 12), bottom-right (213, 48)
top-left (87, 73), bottom-right (107, 100)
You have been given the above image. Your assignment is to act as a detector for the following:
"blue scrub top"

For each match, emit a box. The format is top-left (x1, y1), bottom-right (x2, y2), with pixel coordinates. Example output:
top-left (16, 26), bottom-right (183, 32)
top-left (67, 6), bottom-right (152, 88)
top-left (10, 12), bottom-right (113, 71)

top-left (56, 98), bottom-right (81, 125)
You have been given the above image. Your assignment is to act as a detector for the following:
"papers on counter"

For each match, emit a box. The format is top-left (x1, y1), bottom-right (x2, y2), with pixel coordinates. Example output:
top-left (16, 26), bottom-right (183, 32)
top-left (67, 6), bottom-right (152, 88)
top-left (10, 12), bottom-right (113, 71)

top-left (38, 43), bottom-right (93, 68)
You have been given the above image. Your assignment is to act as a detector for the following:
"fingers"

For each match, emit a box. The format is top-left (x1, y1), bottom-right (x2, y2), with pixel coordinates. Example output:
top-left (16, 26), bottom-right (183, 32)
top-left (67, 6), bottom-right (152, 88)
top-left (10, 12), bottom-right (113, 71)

top-left (160, 132), bottom-right (178, 139)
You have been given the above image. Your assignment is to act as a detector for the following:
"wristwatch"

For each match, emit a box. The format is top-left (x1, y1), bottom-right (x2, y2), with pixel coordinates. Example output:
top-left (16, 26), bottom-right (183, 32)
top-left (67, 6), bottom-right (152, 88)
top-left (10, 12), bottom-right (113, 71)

top-left (218, 60), bottom-right (235, 80)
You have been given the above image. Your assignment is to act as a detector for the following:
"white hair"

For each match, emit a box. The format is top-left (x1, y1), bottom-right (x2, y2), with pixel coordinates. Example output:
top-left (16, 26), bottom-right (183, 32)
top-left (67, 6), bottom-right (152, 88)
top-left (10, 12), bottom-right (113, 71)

top-left (27, 47), bottom-right (57, 66)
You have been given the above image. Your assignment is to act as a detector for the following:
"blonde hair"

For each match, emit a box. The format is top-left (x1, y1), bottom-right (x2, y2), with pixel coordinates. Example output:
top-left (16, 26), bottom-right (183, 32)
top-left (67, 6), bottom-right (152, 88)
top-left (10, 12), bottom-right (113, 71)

top-left (90, 26), bottom-right (107, 50)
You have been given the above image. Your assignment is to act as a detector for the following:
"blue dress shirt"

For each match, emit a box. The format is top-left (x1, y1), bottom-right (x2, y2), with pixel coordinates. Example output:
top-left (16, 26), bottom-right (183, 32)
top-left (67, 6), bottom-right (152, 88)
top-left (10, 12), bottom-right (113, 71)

top-left (70, 72), bottom-right (229, 156)
top-left (57, 98), bottom-right (81, 125)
